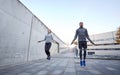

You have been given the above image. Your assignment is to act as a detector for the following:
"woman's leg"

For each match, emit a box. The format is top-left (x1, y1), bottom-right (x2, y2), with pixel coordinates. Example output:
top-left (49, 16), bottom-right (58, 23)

top-left (45, 43), bottom-right (52, 57)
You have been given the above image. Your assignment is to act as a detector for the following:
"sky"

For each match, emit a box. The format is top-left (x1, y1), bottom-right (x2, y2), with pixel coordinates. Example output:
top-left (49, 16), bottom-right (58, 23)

top-left (20, 0), bottom-right (120, 44)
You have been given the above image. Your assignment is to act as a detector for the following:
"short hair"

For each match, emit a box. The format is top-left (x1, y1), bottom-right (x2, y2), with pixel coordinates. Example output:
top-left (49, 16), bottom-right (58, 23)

top-left (79, 22), bottom-right (83, 24)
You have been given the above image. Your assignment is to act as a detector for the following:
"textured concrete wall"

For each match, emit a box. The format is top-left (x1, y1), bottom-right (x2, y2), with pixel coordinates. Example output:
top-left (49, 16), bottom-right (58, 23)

top-left (88, 31), bottom-right (120, 50)
top-left (88, 31), bottom-right (116, 45)
top-left (0, 0), bottom-right (65, 66)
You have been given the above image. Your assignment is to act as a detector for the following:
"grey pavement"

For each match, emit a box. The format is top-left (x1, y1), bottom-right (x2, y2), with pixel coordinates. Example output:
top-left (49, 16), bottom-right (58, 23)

top-left (0, 50), bottom-right (120, 75)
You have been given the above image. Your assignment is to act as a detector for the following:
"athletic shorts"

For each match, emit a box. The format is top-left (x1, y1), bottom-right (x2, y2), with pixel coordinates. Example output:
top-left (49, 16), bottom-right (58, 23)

top-left (78, 41), bottom-right (87, 49)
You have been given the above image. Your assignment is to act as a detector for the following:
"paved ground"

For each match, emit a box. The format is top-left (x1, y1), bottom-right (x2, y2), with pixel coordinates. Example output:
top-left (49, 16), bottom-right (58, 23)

top-left (0, 51), bottom-right (120, 75)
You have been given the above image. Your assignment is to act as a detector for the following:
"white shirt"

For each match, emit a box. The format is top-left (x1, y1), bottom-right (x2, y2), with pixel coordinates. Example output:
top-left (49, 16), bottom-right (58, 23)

top-left (44, 33), bottom-right (53, 43)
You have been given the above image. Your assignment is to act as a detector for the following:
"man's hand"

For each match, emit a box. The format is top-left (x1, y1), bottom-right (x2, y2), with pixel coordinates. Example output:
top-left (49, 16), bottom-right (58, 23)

top-left (90, 41), bottom-right (96, 46)
top-left (94, 44), bottom-right (98, 46)
top-left (92, 43), bottom-right (97, 46)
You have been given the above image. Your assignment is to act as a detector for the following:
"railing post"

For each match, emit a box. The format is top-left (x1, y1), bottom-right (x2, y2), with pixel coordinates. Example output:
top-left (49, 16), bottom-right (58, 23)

top-left (27, 16), bottom-right (33, 62)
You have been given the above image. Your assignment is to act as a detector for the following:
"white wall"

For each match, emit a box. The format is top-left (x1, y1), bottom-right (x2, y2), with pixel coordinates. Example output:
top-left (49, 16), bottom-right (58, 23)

top-left (88, 31), bottom-right (116, 45)
top-left (88, 45), bottom-right (120, 50)
top-left (0, 0), bottom-right (66, 66)
top-left (87, 31), bottom-right (120, 50)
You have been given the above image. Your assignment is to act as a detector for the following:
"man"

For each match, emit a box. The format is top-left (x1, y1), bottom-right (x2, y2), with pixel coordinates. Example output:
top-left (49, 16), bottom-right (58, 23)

top-left (71, 22), bottom-right (95, 66)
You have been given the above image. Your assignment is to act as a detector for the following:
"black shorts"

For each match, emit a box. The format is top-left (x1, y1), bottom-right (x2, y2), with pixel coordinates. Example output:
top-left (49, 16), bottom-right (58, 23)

top-left (78, 41), bottom-right (87, 49)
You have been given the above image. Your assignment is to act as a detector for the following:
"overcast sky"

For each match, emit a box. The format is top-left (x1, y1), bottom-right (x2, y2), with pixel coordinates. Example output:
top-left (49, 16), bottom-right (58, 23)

top-left (20, 0), bottom-right (120, 43)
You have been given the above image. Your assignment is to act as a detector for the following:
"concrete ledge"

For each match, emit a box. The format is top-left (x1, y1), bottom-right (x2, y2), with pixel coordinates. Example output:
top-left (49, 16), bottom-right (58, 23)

top-left (87, 55), bottom-right (120, 60)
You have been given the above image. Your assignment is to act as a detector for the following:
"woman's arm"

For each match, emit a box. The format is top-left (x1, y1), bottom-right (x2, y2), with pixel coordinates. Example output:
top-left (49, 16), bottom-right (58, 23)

top-left (38, 36), bottom-right (46, 43)
top-left (53, 40), bottom-right (59, 44)
top-left (38, 40), bottom-right (45, 43)
top-left (51, 35), bottom-right (59, 44)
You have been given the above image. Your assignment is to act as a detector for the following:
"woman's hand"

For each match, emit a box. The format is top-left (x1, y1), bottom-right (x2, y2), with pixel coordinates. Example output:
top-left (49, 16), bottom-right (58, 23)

top-left (38, 41), bottom-right (41, 43)
top-left (55, 41), bottom-right (59, 44)
top-left (53, 40), bottom-right (59, 44)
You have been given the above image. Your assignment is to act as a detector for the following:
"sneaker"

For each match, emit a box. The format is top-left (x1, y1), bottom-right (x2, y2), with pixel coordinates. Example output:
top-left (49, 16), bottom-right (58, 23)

top-left (83, 61), bottom-right (86, 66)
top-left (80, 61), bottom-right (82, 66)
top-left (47, 56), bottom-right (51, 60)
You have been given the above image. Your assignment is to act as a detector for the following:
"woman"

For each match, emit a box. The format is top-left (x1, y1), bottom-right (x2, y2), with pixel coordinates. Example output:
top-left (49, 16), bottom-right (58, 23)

top-left (38, 29), bottom-right (58, 60)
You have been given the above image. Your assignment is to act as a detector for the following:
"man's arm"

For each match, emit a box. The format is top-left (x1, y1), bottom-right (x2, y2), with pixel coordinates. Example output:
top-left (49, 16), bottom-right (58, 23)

top-left (86, 29), bottom-right (95, 45)
top-left (71, 30), bottom-right (78, 45)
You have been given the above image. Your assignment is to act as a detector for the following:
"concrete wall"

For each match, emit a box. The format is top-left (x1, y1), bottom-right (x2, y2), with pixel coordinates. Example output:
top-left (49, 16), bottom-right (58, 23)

top-left (0, 0), bottom-right (66, 66)
top-left (87, 31), bottom-right (120, 50)
top-left (88, 31), bottom-right (116, 45)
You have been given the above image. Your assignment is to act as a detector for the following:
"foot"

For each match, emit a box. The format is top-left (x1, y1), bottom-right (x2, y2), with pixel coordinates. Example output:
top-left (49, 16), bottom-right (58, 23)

top-left (80, 60), bottom-right (82, 66)
top-left (47, 56), bottom-right (51, 60)
top-left (83, 60), bottom-right (86, 66)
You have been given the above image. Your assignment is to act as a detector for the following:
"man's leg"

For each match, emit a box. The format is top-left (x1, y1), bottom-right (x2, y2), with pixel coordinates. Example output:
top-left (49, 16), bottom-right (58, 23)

top-left (83, 48), bottom-right (87, 61)
top-left (79, 49), bottom-right (82, 60)
top-left (79, 49), bottom-right (83, 66)
top-left (83, 48), bottom-right (86, 66)
top-left (83, 41), bottom-right (87, 66)
top-left (79, 41), bottom-right (83, 66)
top-left (79, 41), bottom-right (82, 60)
